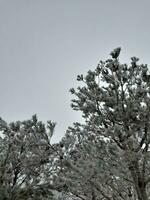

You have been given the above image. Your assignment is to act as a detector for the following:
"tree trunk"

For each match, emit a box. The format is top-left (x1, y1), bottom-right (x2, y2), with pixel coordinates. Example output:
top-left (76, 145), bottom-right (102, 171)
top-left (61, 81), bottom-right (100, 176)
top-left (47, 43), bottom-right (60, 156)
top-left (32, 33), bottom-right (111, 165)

top-left (137, 185), bottom-right (147, 200)
top-left (128, 160), bottom-right (148, 200)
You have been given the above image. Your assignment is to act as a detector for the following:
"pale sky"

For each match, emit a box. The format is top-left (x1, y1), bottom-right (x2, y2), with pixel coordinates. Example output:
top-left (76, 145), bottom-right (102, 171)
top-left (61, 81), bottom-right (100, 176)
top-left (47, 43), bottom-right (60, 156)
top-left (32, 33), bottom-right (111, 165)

top-left (0, 0), bottom-right (150, 142)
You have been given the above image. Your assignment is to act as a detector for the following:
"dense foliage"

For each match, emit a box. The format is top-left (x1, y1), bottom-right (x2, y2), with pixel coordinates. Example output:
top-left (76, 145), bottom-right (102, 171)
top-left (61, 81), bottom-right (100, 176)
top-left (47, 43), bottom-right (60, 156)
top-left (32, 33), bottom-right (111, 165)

top-left (57, 48), bottom-right (150, 200)
top-left (1, 48), bottom-right (150, 200)
top-left (0, 115), bottom-right (59, 200)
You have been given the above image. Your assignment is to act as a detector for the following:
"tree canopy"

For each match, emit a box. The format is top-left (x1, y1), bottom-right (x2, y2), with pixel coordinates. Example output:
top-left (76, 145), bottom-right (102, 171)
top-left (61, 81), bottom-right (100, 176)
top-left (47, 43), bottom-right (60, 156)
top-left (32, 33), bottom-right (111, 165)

top-left (1, 48), bottom-right (150, 200)
top-left (0, 115), bottom-right (59, 200)
top-left (58, 48), bottom-right (150, 200)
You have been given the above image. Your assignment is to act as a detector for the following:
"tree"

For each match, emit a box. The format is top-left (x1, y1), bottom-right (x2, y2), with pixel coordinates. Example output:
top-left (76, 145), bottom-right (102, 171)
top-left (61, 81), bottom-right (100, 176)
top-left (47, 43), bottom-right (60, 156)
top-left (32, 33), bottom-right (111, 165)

top-left (1, 48), bottom-right (150, 200)
top-left (56, 122), bottom-right (134, 200)
top-left (0, 115), bottom-right (59, 200)
top-left (57, 48), bottom-right (150, 200)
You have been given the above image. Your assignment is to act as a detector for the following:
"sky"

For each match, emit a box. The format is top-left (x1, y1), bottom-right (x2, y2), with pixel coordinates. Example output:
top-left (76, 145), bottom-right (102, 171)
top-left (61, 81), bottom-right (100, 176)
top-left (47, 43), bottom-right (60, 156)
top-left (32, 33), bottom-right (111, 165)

top-left (0, 0), bottom-right (150, 142)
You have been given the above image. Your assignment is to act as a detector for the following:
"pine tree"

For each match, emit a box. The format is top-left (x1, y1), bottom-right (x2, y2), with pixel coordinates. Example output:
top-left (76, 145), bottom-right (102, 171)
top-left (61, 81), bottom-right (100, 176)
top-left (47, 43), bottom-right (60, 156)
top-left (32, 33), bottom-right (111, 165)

top-left (0, 115), bottom-right (58, 200)
top-left (59, 48), bottom-right (150, 200)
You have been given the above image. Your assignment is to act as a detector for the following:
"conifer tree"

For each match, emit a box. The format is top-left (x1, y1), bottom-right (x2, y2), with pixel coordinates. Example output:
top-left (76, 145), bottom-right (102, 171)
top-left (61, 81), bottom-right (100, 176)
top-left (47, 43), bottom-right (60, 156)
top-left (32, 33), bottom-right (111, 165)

top-left (0, 115), bottom-right (58, 200)
top-left (59, 48), bottom-right (150, 200)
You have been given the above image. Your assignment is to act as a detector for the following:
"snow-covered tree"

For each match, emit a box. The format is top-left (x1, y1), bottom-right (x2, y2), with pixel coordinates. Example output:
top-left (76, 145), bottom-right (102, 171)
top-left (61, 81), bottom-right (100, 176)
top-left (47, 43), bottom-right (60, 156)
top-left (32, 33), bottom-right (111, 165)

top-left (58, 48), bottom-right (150, 200)
top-left (1, 48), bottom-right (150, 200)
top-left (0, 115), bottom-right (59, 200)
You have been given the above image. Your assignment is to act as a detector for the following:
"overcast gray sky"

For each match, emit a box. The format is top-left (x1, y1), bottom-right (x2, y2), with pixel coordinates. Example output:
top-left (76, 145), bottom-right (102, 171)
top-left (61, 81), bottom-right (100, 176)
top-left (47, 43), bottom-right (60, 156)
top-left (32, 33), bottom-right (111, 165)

top-left (0, 0), bottom-right (150, 142)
